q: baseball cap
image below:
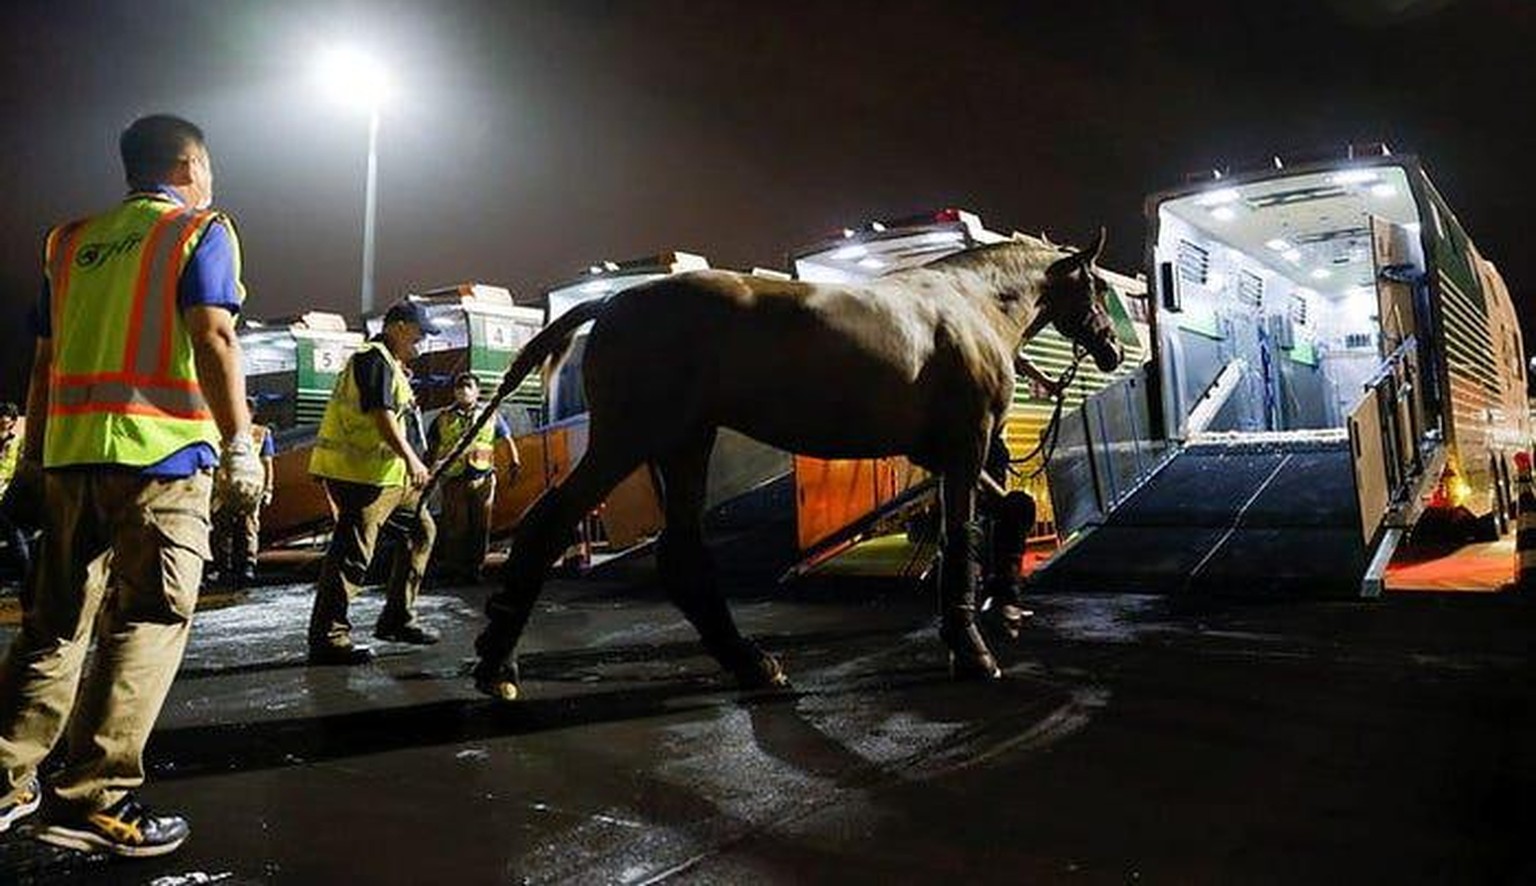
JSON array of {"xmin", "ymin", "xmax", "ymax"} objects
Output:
[{"xmin": 382, "ymin": 300, "xmax": 441, "ymax": 335}]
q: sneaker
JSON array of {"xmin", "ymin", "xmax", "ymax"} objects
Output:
[
  {"xmin": 0, "ymin": 779, "xmax": 41, "ymax": 833},
  {"xmin": 36, "ymin": 795, "xmax": 189, "ymax": 858},
  {"xmin": 307, "ymin": 643, "xmax": 376, "ymax": 665},
  {"xmin": 471, "ymin": 658, "xmax": 520, "ymax": 702},
  {"xmin": 374, "ymin": 624, "xmax": 440, "ymax": 646}
]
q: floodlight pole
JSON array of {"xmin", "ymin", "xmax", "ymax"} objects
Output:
[{"xmin": 360, "ymin": 107, "xmax": 380, "ymax": 317}]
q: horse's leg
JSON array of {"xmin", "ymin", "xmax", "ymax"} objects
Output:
[
  {"xmin": 937, "ymin": 457, "xmax": 1002, "ymax": 680},
  {"xmin": 654, "ymin": 429, "xmax": 787, "ymax": 690},
  {"xmin": 472, "ymin": 436, "xmax": 642, "ymax": 700}
]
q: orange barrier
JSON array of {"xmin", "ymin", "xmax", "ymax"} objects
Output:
[{"xmin": 794, "ymin": 455, "xmax": 923, "ymax": 551}]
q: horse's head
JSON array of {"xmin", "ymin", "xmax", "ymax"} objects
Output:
[{"xmin": 1041, "ymin": 229, "xmax": 1123, "ymax": 372}]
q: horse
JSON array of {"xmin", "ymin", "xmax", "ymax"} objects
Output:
[{"xmin": 469, "ymin": 231, "xmax": 1124, "ymax": 700}]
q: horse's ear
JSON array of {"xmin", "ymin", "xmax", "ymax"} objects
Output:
[{"xmin": 1079, "ymin": 227, "xmax": 1106, "ymax": 265}]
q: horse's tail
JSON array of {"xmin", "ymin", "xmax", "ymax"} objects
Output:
[{"xmin": 494, "ymin": 297, "xmax": 610, "ymax": 399}]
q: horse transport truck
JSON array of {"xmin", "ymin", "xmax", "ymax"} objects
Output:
[{"xmin": 1034, "ymin": 145, "xmax": 1528, "ymax": 596}]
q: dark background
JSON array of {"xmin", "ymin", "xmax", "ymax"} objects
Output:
[{"xmin": 0, "ymin": 0, "xmax": 1529, "ymax": 401}]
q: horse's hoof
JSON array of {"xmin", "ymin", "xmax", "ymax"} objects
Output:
[
  {"xmin": 948, "ymin": 651, "xmax": 1003, "ymax": 681},
  {"xmin": 471, "ymin": 658, "xmax": 521, "ymax": 702},
  {"xmin": 940, "ymin": 621, "xmax": 1002, "ymax": 680}
]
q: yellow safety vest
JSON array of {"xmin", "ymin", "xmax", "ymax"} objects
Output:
[
  {"xmin": 435, "ymin": 406, "xmax": 497, "ymax": 478},
  {"xmin": 43, "ymin": 195, "xmax": 240, "ymax": 468},
  {"xmin": 309, "ymin": 341, "xmax": 414, "ymax": 487},
  {"xmin": 0, "ymin": 431, "xmax": 20, "ymax": 484}
]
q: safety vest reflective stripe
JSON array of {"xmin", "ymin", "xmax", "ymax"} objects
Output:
[
  {"xmin": 312, "ymin": 435, "xmax": 395, "ymax": 460},
  {"xmin": 126, "ymin": 209, "xmax": 215, "ymax": 377},
  {"xmin": 50, "ymin": 378, "xmax": 211, "ymax": 418},
  {"xmin": 438, "ymin": 408, "xmax": 497, "ymax": 477},
  {"xmin": 45, "ymin": 221, "xmax": 88, "ymax": 336}
]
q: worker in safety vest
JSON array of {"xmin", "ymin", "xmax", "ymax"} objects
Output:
[
  {"xmin": 0, "ymin": 403, "xmax": 20, "ymax": 492},
  {"xmin": 0, "ymin": 402, "xmax": 28, "ymax": 584},
  {"xmin": 0, "ymin": 115, "xmax": 263, "ymax": 858},
  {"xmin": 210, "ymin": 396, "xmax": 275, "ymax": 587},
  {"xmin": 307, "ymin": 300, "xmax": 441, "ymax": 664},
  {"xmin": 427, "ymin": 372, "xmax": 519, "ymax": 584}
]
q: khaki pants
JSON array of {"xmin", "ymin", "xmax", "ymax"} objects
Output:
[
  {"xmin": 437, "ymin": 473, "xmax": 495, "ymax": 581},
  {"xmin": 308, "ymin": 479, "xmax": 436, "ymax": 650},
  {"xmin": 210, "ymin": 501, "xmax": 261, "ymax": 573},
  {"xmin": 0, "ymin": 470, "xmax": 211, "ymax": 814}
]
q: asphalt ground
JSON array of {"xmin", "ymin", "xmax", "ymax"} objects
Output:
[{"xmin": 0, "ymin": 538, "xmax": 1533, "ymax": 885}]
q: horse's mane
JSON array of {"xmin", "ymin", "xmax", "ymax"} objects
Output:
[{"xmin": 920, "ymin": 237, "xmax": 1066, "ymax": 277}]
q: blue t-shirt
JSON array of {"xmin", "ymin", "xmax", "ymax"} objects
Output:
[{"xmin": 32, "ymin": 187, "xmax": 242, "ymax": 476}]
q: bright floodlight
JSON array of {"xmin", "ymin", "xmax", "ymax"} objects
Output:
[{"xmin": 318, "ymin": 46, "xmax": 389, "ymax": 111}]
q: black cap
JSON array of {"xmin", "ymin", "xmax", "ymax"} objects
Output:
[
  {"xmin": 453, "ymin": 372, "xmax": 479, "ymax": 388},
  {"xmin": 382, "ymin": 300, "xmax": 441, "ymax": 335}
]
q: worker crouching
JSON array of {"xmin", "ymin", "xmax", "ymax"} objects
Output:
[
  {"xmin": 306, "ymin": 301, "xmax": 440, "ymax": 664},
  {"xmin": 428, "ymin": 373, "xmax": 518, "ymax": 585}
]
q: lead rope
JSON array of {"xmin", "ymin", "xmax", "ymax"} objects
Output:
[{"xmin": 1008, "ymin": 343, "xmax": 1086, "ymax": 479}]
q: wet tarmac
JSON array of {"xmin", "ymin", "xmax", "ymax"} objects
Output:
[{"xmin": 2, "ymin": 548, "xmax": 1534, "ymax": 884}]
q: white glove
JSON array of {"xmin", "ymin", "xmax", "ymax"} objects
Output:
[{"xmin": 214, "ymin": 432, "xmax": 266, "ymax": 515}]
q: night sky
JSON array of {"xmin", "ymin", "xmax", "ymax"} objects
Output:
[{"xmin": 0, "ymin": 0, "xmax": 1531, "ymax": 400}]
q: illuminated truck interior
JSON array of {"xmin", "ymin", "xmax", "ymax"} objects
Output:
[{"xmin": 1153, "ymin": 164, "xmax": 1421, "ymax": 438}]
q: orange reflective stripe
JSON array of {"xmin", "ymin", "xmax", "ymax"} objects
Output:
[
  {"xmin": 121, "ymin": 208, "xmax": 188, "ymax": 374},
  {"xmin": 156, "ymin": 210, "xmax": 216, "ymax": 375},
  {"xmin": 46, "ymin": 223, "xmax": 87, "ymax": 337},
  {"xmin": 51, "ymin": 370, "xmax": 202, "ymax": 390},
  {"xmin": 49, "ymin": 401, "xmax": 211, "ymax": 421},
  {"xmin": 49, "ymin": 374, "xmax": 210, "ymax": 417}
]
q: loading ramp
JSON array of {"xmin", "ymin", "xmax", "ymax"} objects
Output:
[
  {"xmin": 1031, "ymin": 436, "xmax": 1371, "ymax": 595},
  {"xmin": 1032, "ymin": 337, "xmax": 1441, "ymax": 598}
]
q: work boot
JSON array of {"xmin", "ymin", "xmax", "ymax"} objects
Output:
[
  {"xmin": 36, "ymin": 795, "xmax": 189, "ymax": 858},
  {"xmin": 0, "ymin": 778, "xmax": 40, "ymax": 833},
  {"xmin": 308, "ymin": 643, "xmax": 375, "ymax": 666},
  {"xmin": 713, "ymin": 639, "xmax": 790, "ymax": 691},
  {"xmin": 374, "ymin": 624, "xmax": 440, "ymax": 645}
]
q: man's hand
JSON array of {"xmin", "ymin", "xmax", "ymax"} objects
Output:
[
  {"xmin": 215, "ymin": 432, "xmax": 266, "ymax": 514},
  {"xmin": 0, "ymin": 460, "xmax": 45, "ymax": 532},
  {"xmin": 406, "ymin": 452, "xmax": 431, "ymax": 489}
]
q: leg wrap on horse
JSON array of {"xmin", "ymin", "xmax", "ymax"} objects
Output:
[
  {"xmin": 657, "ymin": 531, "xmax": 786, "ymax": 690},
  {"xmin": 474, "ymin": 499, "xmax": 565, "ymax": 676},
  {"xmin": 938, "ymin": 518, "xmax": 1000, "ymax": 680}
]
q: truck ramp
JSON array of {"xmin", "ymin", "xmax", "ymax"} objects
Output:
[{"xmin": 1032, "ymin": 437, "xmax": 1372, "ymax": 596}]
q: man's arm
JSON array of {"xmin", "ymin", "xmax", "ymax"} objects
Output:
[
  {"xmin": 496, "ymin": 414, "xmax": 521, "ymax": 476},
  {"xmin": 185, "ymin": 305, "xmax": 250, "ymax": 441},
  {"xmin": 372, "ymin": 409, "xmax": 429, "ymax": 486},
  {"xmin": 1014, "ymin": 353, "xmax": 1063, "ymax": 398},
  {"xmin": 22, "ymin": 338, "xmax": 51, "ymax": 462}
]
